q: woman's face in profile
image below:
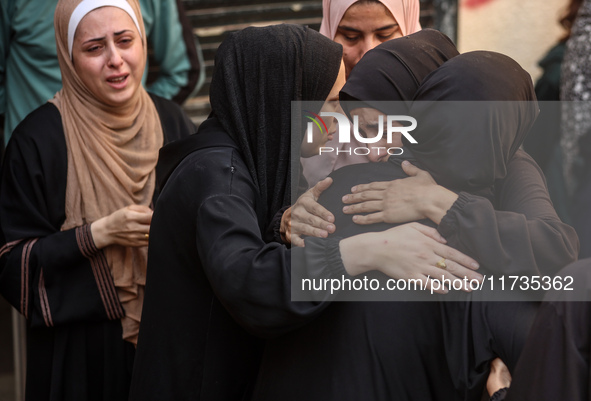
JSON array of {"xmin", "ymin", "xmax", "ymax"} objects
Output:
[
  {"xmin": 333, "ymin": 1, "xmax": 402, "ymax": 78},
  {"xmin": 301, "ymin": 60, "xmax": 347, "ymax": 158},
  {"xmin": 72, "ymin": 6, "xmax": 144, "ymax": 107}
]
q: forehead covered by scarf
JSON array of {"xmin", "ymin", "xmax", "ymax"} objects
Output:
[
  {"xmin": 209, "ymin": 24, "xmax": 343, "ymax": 227},
  {"xmin": 67, "ymin": 0, "xmax": 142, "ymax": 58},
  {"xmin": 319, "ymin": 0, "xmax": 421, "ymax": 40},
  {"xmin": 407, "ymin": 51, "xmax": 539, "ymax": 192},
  {"xmin": 340, "ymin": 29, "xmax": 459, "ymax": 117}
]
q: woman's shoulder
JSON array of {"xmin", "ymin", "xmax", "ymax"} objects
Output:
[
  {"xmin": 174, "ymin": 146, "xmax": 247, "ymax": 186},
  {"xmin": 13, "ymin": 102, "xmax": 62, "ymax": 136},
  {"xmin": 8, "ymin": 103, "xmax": 65, "ymax": 153},
  {"xmin": 507, "ymin": 149, "xmax": 541, "ymax": 173},
  {"xmin": 2, "ymin": 103, "xmax": 67, "ymax": 190},
  {"xmin": 148, "ymin": 93, "xmax": 197, "ymax": 143},
  {"xmin": 496, "ymin": 149, "xmax": 546, "ymax": 196},
  {"xmin": 159, "ymin": 146, "xmax": 255, "ymax": 211}
]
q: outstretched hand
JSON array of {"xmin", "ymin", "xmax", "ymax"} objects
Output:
[
  {"xmin": 340, "ymin": 222, "xmax": 482, "ymax": 294},
  {"xmin": 281, "ymin": 177, "xmax": 336, "ymax": 247},
  {"xmin": 342, "ymin": 161, "xmax": 457, "ymax": 226}
]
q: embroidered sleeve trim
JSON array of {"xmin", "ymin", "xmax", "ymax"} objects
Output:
[
  {"xmin": 20, "ymin": 238, "xmax": 38, "ymax": 318},
  {"xmin": 38, "ymin": 269, "xmax": 54, "ymax": 327}
]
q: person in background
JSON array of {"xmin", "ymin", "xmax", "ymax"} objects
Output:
[
  {"xmin": 0, "ymin": 0, "xmax": 203, "ymax": 150},
  {"xmin": 0, "ymin": 0, "xmax": 195, "ymax": 399},
  {"xmin": 320, "ymin": 0, "xmax": 421, "ymax": 78},
  {"xmin": 522, "ymin": 0, "xmax": 583, "ymax": 225},
  {"xmin": 561, "ymin": 0, "xmax": 591, "ymax": 258},
  {"xmin": 302, "ymin": 0, "xmax": 421, "ymax": 187}
]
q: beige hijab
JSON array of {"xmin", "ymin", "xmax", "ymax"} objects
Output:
[{"xmin": 50, "ymin": 0, "xmax": 163, "ymax": 345}]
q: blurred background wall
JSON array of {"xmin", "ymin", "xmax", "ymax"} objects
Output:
[{"xmin": 458, "ymin": 0, "xmax": 568, "ymax": 82}]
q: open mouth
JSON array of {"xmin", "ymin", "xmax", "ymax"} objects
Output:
[{"xmin": 107, "ymin": 75, "xmax": 129, "ymax": 85}]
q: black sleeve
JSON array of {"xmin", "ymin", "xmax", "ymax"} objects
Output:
[
  {"xmin": 438, "ymin": 150, "xmax": 579, "ymax": 276},
  {"xmin": 263, "ymin": 205, "xmax": 290, "ymax": 244},
  {"xmin": 490, "ymin": 387, "xmax": 508, "ymax": 401},
  {"xmin": 0, "ymin": 105, "xmax": 123, "ymax": 327},
  {"xmin": 192, "ymin": 149, "xmax": 347, "ymax": 338}
]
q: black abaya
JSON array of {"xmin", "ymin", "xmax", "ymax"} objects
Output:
[
  {"xmin": 252, "ymin": 52, "xmax": 578, "ymax": 400},
  {"xmin": 504, "ymin": 258, "xmax": 591, "ymax": 401},
  {"xmin": 129, "ymin": 25, "xmax": 344, "ymax": 401},
  {"xmin": 0, "ymin": 94, "xmax": 195, "ymax": 401}
]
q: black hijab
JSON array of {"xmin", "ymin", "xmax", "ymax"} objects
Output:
[
  {"xmin": 339, "ymin": 28, "xmax": 459, "ymax": 116},
  {"xmin": 209, "ymin": 24, "xmax": 342, "ymax": 228},
  {"xmin": 406, "ymin": 51, "xmax": 539, "ymax": 194},
  {"xmin": 316, "ymin": 29, "xmax": 460, "ymax": 237}
]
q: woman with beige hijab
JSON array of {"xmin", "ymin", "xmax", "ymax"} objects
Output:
[{"xmin": 0, "ymin": 0, "xmax": 194, "ymax": 399}]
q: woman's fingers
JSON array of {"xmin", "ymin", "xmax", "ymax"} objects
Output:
[
  {"xmin": 344, "ymin": 176, "xmax": 436, "ymax": 225},
  {"xmin": 438, "ymin": 259, "xmax": 483, "ymax": 282},
  {"xmin": 427, "ymin": 267, "xmax": 469, "ymax": 292},
  {"xmin": 401, "ymin": 160, "xmax": 422, "ymax": 176},
  {"xmin": 290, "ymin": 233, "xmax": 306, "ymax": 248},
  {"xmin": 412, "ymin": 223, "xmax": 482, "ymax": 290},
  {"xmin": 425, "ymin": 247, "xmax": 482, "ymax": 292},
  {"xmin": 291, "ymin": 220, "xmax": 329, "ymax": 238},
  {"xmin": 127, "ymin": 204, "xmax": 152, "ymax": 213},
  {"xmin": 350, "ymin": 181, "xmax": 389, "ymax": 194},
  {"xmin": 91, "ymin": 205, "xmax": 153, "ymax": 249},
  {"xmin": 130, "ymin": 209, "xmax": 153, "ymax": 225},
  {"xmin": 351, "ymin": 212, "xmax": 385, "ymax": 225},
  {"xmin": 299, "ymin": 195, "xmax": 335, "ymax": 226},
  {"xmin": 419, "ymin": 274, "xmax": 449, "ymax": 295},
  {"xmin": 410, "ymin": 222, "xmax": 446, "ymax": 244},
  {"xmin": 311, "ymin": 177, "xmax": 333, "ymax": 199},
  {"xmin": 343, "ymin": 200, "xmax": 382, "ymax": 215},
  {"xmin": 118, "ymin": 221, "xmax": 151, "ymax": 245},
  {"xmin": 111, "ymin": 206, "xmax": 153, "ymax": 246},
  {"xmin": 289, "ymin": 183, "xmax": 336, "ymax": 242},
  {"xmin": 342, "ymin": 190, "xmax": 383, "ymax": 204},
  {"xmin": 292, "ymin": 203, "xmax": 333, "ymax": 235},
  {"xmin": 435, "ymin": 243, "xmax": 480, "ymax": 271}
]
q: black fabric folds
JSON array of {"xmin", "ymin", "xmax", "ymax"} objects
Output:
[
  {"xmin": 406, "ymin": 51, "xmax": 539, "ymax": 194},
  {"xmin": 155, "ymin": 117, "xmax": 237, "ymax": 191},
  {"xmin": 300, "ymin": 50, "xmax": 550, "ymax": 401},
  {"xmin": 0, "ymin": 94, "xmax": 193, "ymax": 401},
  {"xmin": 209, "ymin": 24, "xmax": 342, "ymax": 229},
  {"xmin": 339, "ymin": 28, "xmax": 459, "ymax": 116}
]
